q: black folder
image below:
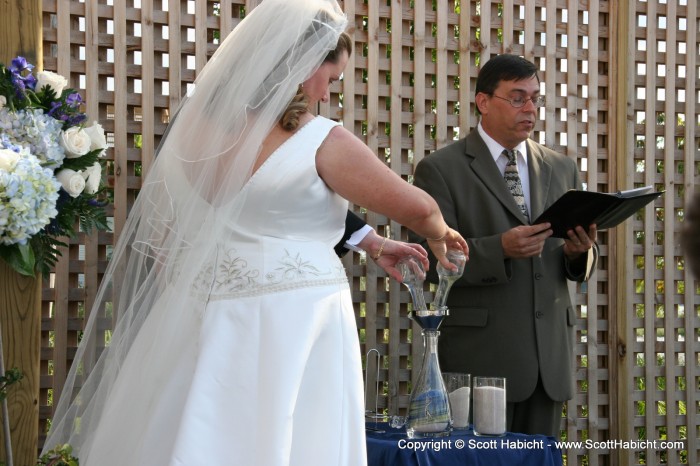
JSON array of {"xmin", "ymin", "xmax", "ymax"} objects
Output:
[{"xmin": 533, "ymin": 186, "xmax": 664, "ymax": 238}]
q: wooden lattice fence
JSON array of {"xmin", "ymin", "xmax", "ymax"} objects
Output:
[{"xmin": 25, "ymin": 1, "xmax": 700, "ymax": 465}]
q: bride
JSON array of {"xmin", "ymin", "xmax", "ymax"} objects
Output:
[{"xmin": 42, "ymin": 1, "xmax": 467, "ymax": 464}]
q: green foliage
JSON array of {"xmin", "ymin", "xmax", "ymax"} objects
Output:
[
  {"xmin": 0, "ymin": 368, "xmax": 23, "ymax": 401},
  {"xmin": 26, "ymin": 186, "xmax": 109, "ymax": 276},
  {"xmin": 36, "ymin": 444, "xmax": 79, "ymax": 466}
]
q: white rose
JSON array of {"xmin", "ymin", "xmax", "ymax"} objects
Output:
[
  {"xmin": 0, "ymin": 149, "xmax": 20, "ymax": 171},
  {"xmin": 36, "ymin": 70, "xmax": 68, "ymax": 96},
  {"xmin": 0, "ymin": 95, "xmax": 6, "ymax": 109},
  {"xmin": 60, "ymin": 127, "xmax": 92, "ymax": 158},
  {"xmin": 56, "ymin": 169, "xmax": 86, "ymax": 197},
  {"xmin": 83, "ymin": 121, "xmax": 107, "ymax": 156},
  {"xmin": 82, "ymin": 162, "xmax": 102, "ymax": 194}
]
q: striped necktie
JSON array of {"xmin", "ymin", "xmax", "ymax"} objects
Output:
[{"xmin": 503, "ymin": 149, "xmax": 529, "ymax": 221}]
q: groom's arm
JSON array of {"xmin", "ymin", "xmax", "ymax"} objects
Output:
[
  {"xmin": 334, "ymin": 210, "xmax": 372, "ymax": 257},
  {"xmin": 336, "ymin": 210, "xmax": 429, "ymax": 282}
]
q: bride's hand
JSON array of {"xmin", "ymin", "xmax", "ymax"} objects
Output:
[
  {"xmin": 427, "ymin": 228, "xmax": 468, "ymax": 271},
  {"xmin": 360, "ymin": 232, "xmax": 429, "ymax": 282}
]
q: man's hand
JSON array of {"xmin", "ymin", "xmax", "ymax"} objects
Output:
[
  {"xmin": 501, "ymin": 223, "xmax": 553, "ymax": 259},
  {"xmin": 563, "ymin": 224, "xmax": 597, "ymax": 260}
]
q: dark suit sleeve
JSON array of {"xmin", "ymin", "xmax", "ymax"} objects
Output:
[
  {"xmin": 561, "ymin": 164, "xmax": 599, "ymax": 282},
  {"xmin": 334, "ymin": 210, "xmax": 367, "ymax": 257},
  {"xmin": 565, "ymin": 242, "xmax": 599, "ymax": 281}
]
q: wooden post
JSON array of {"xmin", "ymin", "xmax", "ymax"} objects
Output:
[
  {"xmin": 0, "ymin": 1, "xmax": 44, "ymax": 464},
  {"xmin": 0, "ymin": 0, "xmax": 43, "ymax": 68},
  {"xmin": 0, "ymin": 264, "xmax": 41, "ymax": 466},
  {"xmin": 610, "ymin": 0, "xmax": 633, "ymax": 464}
]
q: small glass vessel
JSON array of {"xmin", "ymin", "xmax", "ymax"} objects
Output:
[
  {"xmin": 397, "ymin": 255, "xmax": 428, "ymax": 312},
  {"xmin": 432, "ymin": 249, "xmax": 467, "ymax": 309}
]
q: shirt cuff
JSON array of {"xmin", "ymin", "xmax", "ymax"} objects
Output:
[{"xmin": 345, "ymin": 224, "xmax": 374, "ymax": 252}]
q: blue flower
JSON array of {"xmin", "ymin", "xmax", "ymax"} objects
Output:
[
  {"xmin": 0, "ymin": 108, "xmax": 66, "ymax": 169},
  {"xmin": 0, "ymin": 146, "xmax": 60, "ymax": 245},
  {"xmin": 10, "ymin": 57, "xmax": 33, "ymax": 74},
  {"xmin": 8, "ymin": 57, "xmax": 37, "ymax": 94},
  {"xmin": 65, "ymin": 93, "xmax": 82, "ymax": 108}
]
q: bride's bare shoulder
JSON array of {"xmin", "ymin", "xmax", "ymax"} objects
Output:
[{"xmin": 321, "ymin": 124, "xmax": 367, "ymax": 154}]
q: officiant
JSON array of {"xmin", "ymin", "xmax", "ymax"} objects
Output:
[{"xmin": 409, "ymin": 54, "xmax": 599, "ymax": 438}]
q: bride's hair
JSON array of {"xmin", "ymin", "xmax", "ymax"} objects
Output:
[{"xmin": 281, "ymin": 31, "xmax": 353, "ymax": 131}]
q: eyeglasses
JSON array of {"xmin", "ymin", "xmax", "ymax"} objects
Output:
[{"xmin": 491, "ymin": 94, "xmax": 546, "ymax": 108}]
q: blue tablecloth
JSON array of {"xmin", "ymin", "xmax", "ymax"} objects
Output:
[{"xmin": 366, "ymin": 422, "xmax": 563, "ymax": 466}]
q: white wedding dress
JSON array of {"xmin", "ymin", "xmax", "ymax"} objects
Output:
[{"xmin": 79, "ymin": 116, "xmax": 367, "ymax": 465}]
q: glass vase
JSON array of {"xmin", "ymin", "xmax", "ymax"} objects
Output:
[{"xmin": 405, "ymin": 329, "xmax": 451, "ymax": 438}]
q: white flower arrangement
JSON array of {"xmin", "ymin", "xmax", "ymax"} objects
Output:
[{"xmin": 0, "ymin": 57, "xmax": 109, "ymax": 276}]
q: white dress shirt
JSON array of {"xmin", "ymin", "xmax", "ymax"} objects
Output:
[{"xmin": 477, "ymin": 123, "xmax": 531, "ymax": 215}]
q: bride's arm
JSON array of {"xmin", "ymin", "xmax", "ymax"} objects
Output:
[{"xmin": 316, "ymin": 125, "xmax": 467, "ymax": 268}]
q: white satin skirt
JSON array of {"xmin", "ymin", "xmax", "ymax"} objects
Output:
[{"xmin": 80, "ymin": 283, "xmax": 367, "ymax": 466}]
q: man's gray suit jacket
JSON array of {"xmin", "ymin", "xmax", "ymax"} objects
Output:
[{"xmin": 411, "ymin": 129, "xmax": 597, "ymax": 403}]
